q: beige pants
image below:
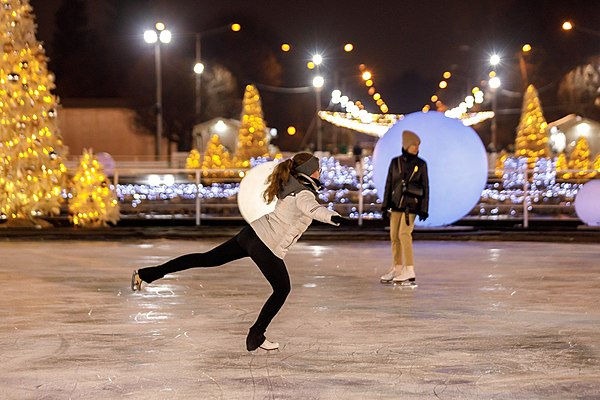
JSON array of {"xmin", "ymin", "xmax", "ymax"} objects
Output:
[{"xmin": 389, "ymin": 211, "xmax": 415, "ymax": 267}]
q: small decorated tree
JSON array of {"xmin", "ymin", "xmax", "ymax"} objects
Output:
[
  {"xmin": 593, "ymin": 154, "xmax": 600, "ymax": 174},
  {"xmin": 234, "ymin": 84, "xmax": 269, "ymax": 167},
  {"xmin": 514, "ymin": 85, "xmax": 550, "ymax": 169},
  {"xmin": 202, "ymin": 135, "xmax": 234, "ymax": 182},
  {"xmin": 69, "ymin": 150, "xmax": 120, "ymax": 227},
  {"xmin": 186, "ymin": 149, "xmax": 201, "ymax": 169},
  {"xmin": 568, "ymin": 137, "xmax": 595, "ymax": 178},
  {"xmin": 0, "ymin": 0, "xmax": 67, "ymax": 225}
]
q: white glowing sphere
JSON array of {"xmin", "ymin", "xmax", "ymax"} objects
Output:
[
  {"xmin": 373, "ymin": 111, "xmax": 488, "ymax": 227},
  {"xmin": 238, "ymin": 161, "xmax": 278, "ymax": 223},
  {"xmin": 574, "ymin": 180, "xmax": 600, "ymax": 226}
]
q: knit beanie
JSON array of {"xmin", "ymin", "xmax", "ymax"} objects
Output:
[
  {"xmin": 402, "ymin": 130, "xmax": 421, "ymax": 149},
  {"xmin": 295, "ymin": 155, "xmax": 320, "ymax": 176}
]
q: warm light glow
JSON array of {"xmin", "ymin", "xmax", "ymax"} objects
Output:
[
  {"xmin": 307, "ymin": 61, "xmax": 315, "ymax": 70},
  {"xmin": 373, "ymin": 93, "xmax": 381, "ymax": 101},
  {"xmin": 155, "ymin": 22, "xmax": 165, "ymax": 31},
  {"xmin": 144, "ymin": 30, "xmax": 158, "ymax": 44},
  {"xmin": 365, "ymin": 79, "xmax": 373, "ymax": 87},
  {"xmin": 214, "ymin": 120, "xmax": 227, "ymax": 132},
  {"xmin": 281, "ymin": 43, "xmax": 291, "ymax": 52},
  {"xmin": 489, "ymin": 76, "xmax": 501, "ymax": 89},
  {"xmin": 231, "ymin": 23, "xmax": 241, "ymax": 32},
  {"xmin": 439, "ymin": 80, "xmax": 448, "ymax": 89},
  {"xmin": 562, "ymin": 21, "xmax": 573, "ymax": 31},
  {"xmin": 312, "ymin": 54, "xmax": 323, "ymax": 65},
  {"xmin": 443, "ymin": 71, "xmax": 452, "ymax": 79},
  {"xmin": 344, "ymin": 43, "xmax": 354, "ymax": 52},
  {"xmin": 287, "ymin": 126, "xmax": 297, "ymax": 135},
  {"xmin": 490, "ymin": 54, "xmax": 501, "ymax": 66},
  {"xmin": 431, "ymin": 95, "xmax": 438, "ymax": 102},
  {"xmin": 193, "ymin": 62, "xmax": 205, "ymax": 74},
  {"xmin": 312, "ymin": 75, "xmax": 325, "ymax": 88},
  {"xmin": 362, "ymin": 71, "xmax": 372, "ymax": 80},
  {"xmin": 488, "ymin": 70, "xmax": 496, "ymax": 78},
  {"xmin": 522, "ymin": 43, "xmax": 532, "ymax": 53},
  {"xmin": 159, "ymin": 29, "xmax": 172, "ymax": 43}
]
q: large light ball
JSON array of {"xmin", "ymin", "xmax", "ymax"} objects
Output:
[
  {"xmin": 373, "ymin": 111, "xmax": 488, "ymax": 227},
  {"xmin": 574, "ymin": 180, "xmax": 600, "ymax": 226},
  {"xmin": 238, "ymin": 161, "xmax": 278, "ymax": 223}
]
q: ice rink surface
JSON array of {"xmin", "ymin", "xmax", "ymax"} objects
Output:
[{"xmin": 1, "ymin": 238, "xmax": 599, "ymax": 399}]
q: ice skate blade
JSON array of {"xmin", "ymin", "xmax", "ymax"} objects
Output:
[
  {"xmin": 393, "ymin": 281, "xmax": 418, "ymax": 288},
  {"xmin": 380, "ymin": 279, "xmax": 394, "ymax": 284}
]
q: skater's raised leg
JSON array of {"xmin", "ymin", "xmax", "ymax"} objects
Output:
[{"xmin": 135, "ymin": 229, "xmax": 249, "ymax": 286}]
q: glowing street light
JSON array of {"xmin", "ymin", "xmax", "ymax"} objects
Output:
[
  {"xmin": 312, "ymin": 75, "xmax": 325, "ymax": 88},
  {"xmin": 489, "ymin": 54, "xmax": 501, "ymax": 66},
  {"xmin": 344, "ymin": 43, "xmax": 354, "ymax": 52},
  {"xmin": 194, "ymin": 23, "xmax": 241, "ymax": 125},
  {"xmin": 144, "ymin": 22, "xmax": 172, "ymax": 160},
  {"xmin": 312, "ymin": 54, "xmax": 323, "ymax": 66},
  {"xmin": 313, "ymin": 75, "xmax": 325, "ymax": 150},
  {"xmin": 489, "ymin": 76, "xmax": 501, "ymax": 89},
  {"xmin": 562, "ymin": 21, "xmax": 573, "ymax": 31}
]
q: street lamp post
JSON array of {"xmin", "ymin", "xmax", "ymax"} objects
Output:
[
  {"xmin": 193, "ymin": 23, "xmax": 241, "ymax": 128},
  {"xmin": 144, "ymin": 23, "xmax": 171, "ymax": 161},
  {"xmin": 312, "ymin": 75, "xmax": 325, "ymax": 151},
  {"xmin": 489, "ymin": 76, "xmax": 501, "ymax": 152}
]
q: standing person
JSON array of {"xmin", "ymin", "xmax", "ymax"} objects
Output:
[
  {"xmin": 380, "ymin": 130, "xmax": 429, "ymax": 284},
  {"xmin": 131, "ymin": 153, "xmax": 349, "ymax": 351}
]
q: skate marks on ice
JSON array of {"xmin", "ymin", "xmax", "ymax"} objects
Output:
[{"xmin": 0, "ymin": 240, "xmax": 599, "ymax": 398}]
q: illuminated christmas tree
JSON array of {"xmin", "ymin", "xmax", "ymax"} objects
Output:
[
  {"xmin": 568, "ymin": 137, "xmax": 595, "ymax": 178},
  {"xmin": 515, "ymin": 85, "xmax": 550, "ymax": 168},
  {"xmin": 234, "ymin": 84, "xmax": 269, "ymax": 167},
  {"xmin": 0, "ymin": 0, "xmax": 67, "ymax": 224},
  {"xmin": 202, "ymin": 134, "xmax": 233, "ymax": 182},
  {"xmin": 69, "ymin": 150, "xmax": 119, "ymax": 227},
  {"xmin": 186, "ymin": 148, "xmax": 201, "ymax": 169},
  {"xmin": 555, "ymin": 152, "xmax": 569, "ymax": 179}
]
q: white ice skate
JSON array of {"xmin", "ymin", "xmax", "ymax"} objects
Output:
[
  {"xmin": 259, "ymin": 338, "xmax": 279, "ymax": 351},
  {"xmin": 131, "ymin": 270, "xmax": 143, "ymax": 291},
  {"xmin": 393, "ymin": 266, "xmax": 417, "ymax": 287},
  {"xmin": 380, "ymin": 267, "xmax": 397, "ymax": 284}
]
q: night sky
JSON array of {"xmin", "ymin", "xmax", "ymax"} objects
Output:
[{"xmin": 29, "ymin": 0, "xmax": 600, "ymax": 151}]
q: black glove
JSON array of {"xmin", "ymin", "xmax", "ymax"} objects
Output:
[
  {"xmin": 331, "ymin": 215, "xmax": 353, "ymax": 226},
  {"xmin": 418, "ymin": 211, "xmax": 429, "ymax": 221}
]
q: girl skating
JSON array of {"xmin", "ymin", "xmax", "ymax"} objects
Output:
[{"xmin": 131, "ymin": 153, "xmax": 349, "ymax": 351}]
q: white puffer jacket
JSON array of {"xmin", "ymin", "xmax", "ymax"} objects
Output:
[{"xmin": 251, "ymin": 190, "xmax": 339, "ymax": 259}]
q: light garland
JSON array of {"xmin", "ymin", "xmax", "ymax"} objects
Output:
[{"xmin": 318, "ymin": 111, "xmax": 401, "ymax": 137}]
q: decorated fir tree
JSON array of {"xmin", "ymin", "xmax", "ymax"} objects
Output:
[
  {"xmin": 186, "ymin": 148, "xmax": 201, "ymax": 169},
  {"xmin": 202, "ymin": 135, "xmax": 233, "ymax": 181},
  {"xmin": 515, "ymin": 85, "xmax": 550, "ymax": 169},
  {"xmin": 555, "ymin": 152, "xmax": 569, "ymax": 179},
  {"xmin": 0, "ymin": 0, "xmax": 67, "ymax": 224},
  {"xmin": 568, "ymin": 137, "xmax": 595, "ymax": 178},
  {"xmin": 69, "ymin": 150, "xmax": 119, "ymax": 227},
  {"xmin": 234, "ymin": 84, "xmax": 269, "ymax": 167}
]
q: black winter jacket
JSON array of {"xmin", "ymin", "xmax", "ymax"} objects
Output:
[{"xmin": 382, "ymin": 148, "xmax": 429, "ymax": 217}]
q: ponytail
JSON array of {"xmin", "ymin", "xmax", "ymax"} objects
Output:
[
  {"xmin": 263, "ymin": 159, "xmax": 294, "ymax": 204},
  {"xmin": 262, "ymin": 152, "xmax": 315, "ymax": 204}
]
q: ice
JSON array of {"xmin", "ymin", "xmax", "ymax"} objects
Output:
[{"xmin": 0, "ymin": 239, "xmax": 599, "ymax": 399}]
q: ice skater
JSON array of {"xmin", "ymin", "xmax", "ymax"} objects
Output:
[
  {"xmin": 380, "ymin": 130, "xmax": 429, "ymax": 285},
  {"xmin": 131, "ymin": 152, "xmax": 349, "ymax": 351}
]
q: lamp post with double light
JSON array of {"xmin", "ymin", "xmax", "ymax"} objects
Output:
[
  {"xmin": 144, "ymin": 22, "xmax": 172, "ymax": 160},
  {"xmin": 193, "ymin": 23, "xmax": 241, "ymax": 125}
]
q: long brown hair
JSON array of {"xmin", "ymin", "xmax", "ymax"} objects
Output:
[{"xmin": 263, "ymin": 152, "xmax": 314, "ymax": 204}]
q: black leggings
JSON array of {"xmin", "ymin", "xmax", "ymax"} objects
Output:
[{"xmin": 138, "ymin": 226, "xmax": 291, "ymax": 337}]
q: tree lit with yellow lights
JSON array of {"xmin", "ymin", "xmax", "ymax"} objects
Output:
[
  {"xmin": 515, "ymin": 85, "xmax": 550, "ymax": 168},
  {"xmin": 0, "ymin": 0, "xmax": 67, "ymax": 223},
  {"xmin": 185, "ymin": 148, "xmax": 201, "ymax": 169},
  {"xmin": 69, "ymin": 150, "xmax": 119, "ymax": 227},
  {"xmin": 202, "ymin": 134, "xmax": 234, "ymax": 182},
  {"xmin": 555, "ymin": 152, "xmax": 569, "ymax": 179},
  {"xmin": 568, "ymin": 137, "xmax": 596, "ymax": 178},
  {"xmin": 234, "ymin": 84, "xmax": 269, "ymax": 167}
]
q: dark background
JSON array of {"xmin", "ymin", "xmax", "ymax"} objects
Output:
[{"xmin": 29, "ymin": 0, "xmax": 600, "ymax": 152}]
